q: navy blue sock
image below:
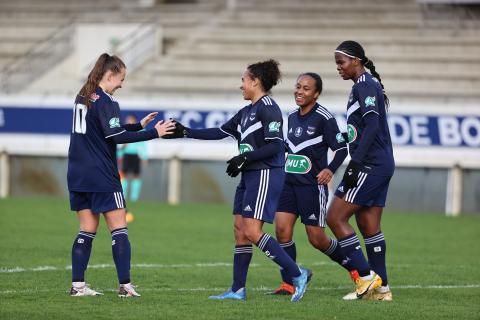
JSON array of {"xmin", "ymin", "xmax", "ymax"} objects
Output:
[
  {"xmin": 111, "ymin": 228, "xmax": 131, "ymax": 284},
  {"xmin": 71, "ymin": 231, "xmax": 96, "ymax": 282},
  {"xmin": 338, "ymin": 233, "xmax": 371, "ymax": 277},
  {"xmin": 256, "ymin": 233, "xmax": 301, "ymax": 279},
  {"xmin": 365, "ymin": 232, "xmax": 388, "ymax": 286},
  {"xmin": 324, "ymin": 238, "xmax": 353, "ymax": 271},
  {"xmin": 231, "ymin": 245, "xmax": 253, "ymax": 292},
  {"xmin": 279, "ymin": 240, "xmax": 296, "ymax": 285}
]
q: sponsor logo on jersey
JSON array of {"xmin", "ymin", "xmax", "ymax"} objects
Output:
[
  {"xmin": 268, "ymin": 121, "xmax": 281, "ymax": 132},
  {"xmin": 338, "ymin": 186, "xmax": 344, "ymax": 192},
  {"xmin": 365, "ymin": 96, "xmax": 376, "ymax": 107},
  {"xmin": 244, "ymin": 205, "xmax": 252, "ymax": 211},
  {"xmin": 288, "ymin": 127, "xmax": 293, "ymax": 134},
  {"xmin": 347, "ymin": 124, "xmax": 357, "ymax": 143},
  {"xmin": 77, "ymin": 238, "xmax": 85, "ymax": 244},
  {"xmin": 285, "ymin": 154, "xmax": 312, "ymax": 174},
  {"xmin": 249, "ymin": 112, "xmax": 256, "ymax": 121},
  {"xmin": 294, "ymin": 127, "xmax": 303, "ymax": 137},
  {"xmin": 374, "ymin": 246, "xmax": 382, "ymax": 252},
  {"xmin": 239, "ymin": 143, "xmax": 253, "ymax": 154},
  {"xmin": 308, "ymin": 214, "xmax": 317, "ymax": 220},
  {"xmin": 349, "ymin": 93, "xmax": 353, "ymax": 103},
  {"xmin": 306, "ymin": 126, "xmax": 315, "ymax": 135},
  {"xmin": 336, "ymin": 133, "xmax": 345, "ymax": 143},
  {"xmin": 109, "ymin": 117, "xmax": 121, "ymax": 128}
]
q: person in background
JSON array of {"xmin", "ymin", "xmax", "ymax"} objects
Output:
[{"xmin": 118, "ymin": 115, "xmax": 149, "ymax": 203}]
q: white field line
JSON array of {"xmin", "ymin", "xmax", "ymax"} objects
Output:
[
  {"xmin": 0, "ymin": 261, "xmax": 476, "ymax": 274},
  {"xmin": 0, "ymin": 284, "xmax": 479, "ymax": 295},
  {"xmin": 1, "ymin": 262, "xmax": 338, "ymax": 273}
]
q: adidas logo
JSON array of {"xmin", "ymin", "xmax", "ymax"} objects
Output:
[
  {"xmin": 338, "ymin": 186, "xmax": 344, "ymax": 192},
  {"xmin": 308, "ymin": 214, "xmax": 317, "ymax": 220},
  {"xmin": 244, "ymin": 205, "xmax": 252, "ymax": 211}
]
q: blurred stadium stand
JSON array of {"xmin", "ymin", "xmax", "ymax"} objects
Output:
[{"xmin": 0, "ymin": 0, "xmax": 479, "ymax": 214}]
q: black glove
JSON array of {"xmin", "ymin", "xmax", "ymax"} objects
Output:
[
  {"xmin": 226, "ymin": 154, "xmax": 248, "ymax": 177},
  {"xmin": 163, "ymin": 120, "xmax": 188, "ymax": 139},
  {"xmin": 342, "ymin": 160, "xmax": 361, "ymax": 190}
]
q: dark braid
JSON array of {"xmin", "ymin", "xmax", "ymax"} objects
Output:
[
  {"xmin": 363, "ymin": 58, "xmax": 389, "ymax": 107},
  {"xmin": 299, "ymin": 72, "xmax": 323, "ymax": 95},
  {"xmin": 336, "ymin": 40, "xmax": 389, "ymax": 108},
  {"xmin": 247, "ymin": 59, "xmax": 282, "ymax": 93}
]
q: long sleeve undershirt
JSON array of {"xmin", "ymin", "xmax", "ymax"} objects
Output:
[
  {"xmin": 350, "ymin": 112, "xmax": 379, "ymax": 163},
  {"xmin": 187, "ymin": 128, "xmax": 229, "ymax": 140},
  {"xmin": 327, "ymin": 147, "xmax": 348, "ymax": 173},
  {"xmin": 111, "ymin": 129, "xmax": 158, "ymax": 144}
]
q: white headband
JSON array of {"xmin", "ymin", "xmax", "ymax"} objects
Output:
[{"xmin": 335, "ymin": 50, "xmax": 362, "ymax": 60}]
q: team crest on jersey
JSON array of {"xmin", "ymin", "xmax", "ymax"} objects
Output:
[
  {"xmin": 109, "ymin": 117, "xmax": 121, "ymax": 128},
  {"xmin": 268, "ymin": 121, "xmax": 281, "ymax": 132},
  {"xmin": 90, "ymin": 93, "xmax": 100, "ymax": 102},
  {"xmin": 239, "ymin": 143, "xmax": 253, "ymax": 154},
  {"xmin": 347, "ymin": 124, "xmax": 357, "ymax": 143},
  {"xmin": 294, "ymin": 127, "xmax": 303, "ymax": 137},
  {"xmin": 306, "ymin": 126, "xmax": 315, "ymax": 135},
  {"xmin": 249, "ymin": 113, "xmax": 256, "ymax": 121},
  {"xmin": 365, "ymin": 96, "xmax": 376, "ymax": 107},
  {"xmin": 336, "ymin": 133, "xmax": 345, "ymax": 143}
]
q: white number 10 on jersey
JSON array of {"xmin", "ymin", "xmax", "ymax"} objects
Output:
[{"xmin": 73, "ymin": 103, "xmax": 87, "ymax": 134}]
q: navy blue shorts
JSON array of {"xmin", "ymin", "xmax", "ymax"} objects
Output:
[
  {"xmin": 233, "ymin": 167, "xmax": 285, "ymax": 224},
  {"xmin": 70, "ymin": 191, "xmax": 126, "ymax": 214},
  {"xmin": 334, "ymin": 172, "xmax": 392, "ymax": 207},
  {"xmin": 277, "ymin": 182, "xmax": 328, "ymax": 227}
]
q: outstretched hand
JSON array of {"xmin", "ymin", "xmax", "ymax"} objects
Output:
[
  {"xmin": 154, "ymin": 119, "xmax": 176, "ymax": 137},
  {"xmin": 140, "ymin": 112, "xmax": 159, "ymax": 128},
  {"xmin": 162, "ymin": 120, "xmax": 188, "ymax": 139}
]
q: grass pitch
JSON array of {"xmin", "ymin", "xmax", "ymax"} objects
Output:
[{"xmin": 0, "ymin": 197, "xmax": 479, "ymax": 320}]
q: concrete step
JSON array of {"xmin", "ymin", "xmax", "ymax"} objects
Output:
[
  {"xmin": 0, "ymin": 27, "xmax": 57, "ymax": 39},
  {"xmin": 225, "ymin": 9, "xmax": 420, "ymax": 21},
  {"xmin": 171, "ymin": 47, "xmax": 479, "ymax": 64},
  {"xmin": 147, "ymin": 58, "xmax": 479, "ymax": 75},
  {"xmin": 0, "ymin": 43, "xmax": 35, "ymax": 55},
  {"xmin": 126, "ymin": 73, "xmax": 480, "ymax": 98},
  {"xmin": 141, "ymin": 62, "xmax": 479, "ymax": 82}
]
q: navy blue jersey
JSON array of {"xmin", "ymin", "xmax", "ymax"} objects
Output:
[
  {"xmin": 221, "ymin": 95, "xmax": 285, "ymax": 170},
  {"xmin": 346, "ymin": 72, "xmax": 395, "ymax": 176},
  {"xmin": 285, "ymin": 103, "xmax": 347, "ymax": 185},
  {"xmin": 67, "ymin": 88, "xmax": 125, "ymax": 192}
]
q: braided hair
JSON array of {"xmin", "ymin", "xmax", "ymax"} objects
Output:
[{"xmin": 335, "ymin": 40, "xmax": 389, "ymax": 108}]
